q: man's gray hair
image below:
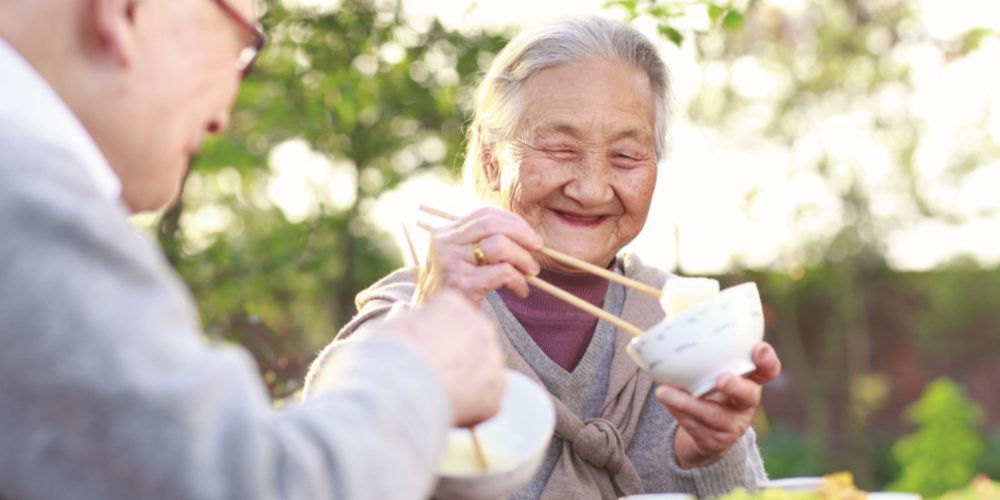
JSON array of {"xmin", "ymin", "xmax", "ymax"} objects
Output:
[{"xmin": 462, "ymin": 16, "xmax": 672, "ymax": 197}]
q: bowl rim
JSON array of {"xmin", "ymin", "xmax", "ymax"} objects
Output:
[{"xmin": 631, "ymin": 281, "xmax": 761, "ymax": 344}]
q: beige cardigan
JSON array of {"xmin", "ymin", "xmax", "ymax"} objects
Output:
[{"xmin": 315, "ymin": 253, "xmax": 768, "ymax": 499}]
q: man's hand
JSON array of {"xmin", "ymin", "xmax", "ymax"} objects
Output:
[
  {"xmin": 385, "ymin": 290, "xmax": 506, "ymax": 427},
  {"xmin": 655, "ymin": 342, "xmax": 782, "ymax": 468}
]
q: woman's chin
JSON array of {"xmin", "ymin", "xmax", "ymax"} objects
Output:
[{"xmin": 537, "ymin": 245, "xmax": 617, "ymax": 271}]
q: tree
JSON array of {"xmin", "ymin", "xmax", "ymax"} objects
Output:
[
  {"xmin": 890, "ymin": 379, "xmax": 985, "ymax": 497},
  {"xmin": 156, "ymin": 0, "xmax": 507, "ymax": 397}
]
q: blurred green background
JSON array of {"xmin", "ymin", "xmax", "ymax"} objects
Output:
[{"xmin": 134, "ymin": 0, "xmax": 1000, "ymax": 496}]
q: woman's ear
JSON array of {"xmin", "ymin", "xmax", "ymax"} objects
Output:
[
  {"xmin": 89, "ymin": 0, "xmax": 140, "ymax": 68},
  {"xmin": 480, "ymin": 138, "xmax": 501, "ymax": 192}
]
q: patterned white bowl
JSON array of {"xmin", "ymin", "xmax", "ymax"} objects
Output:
[
  {"xmin": 432, "ymin": 369, "xmax": 555, "ymax": 500},
  {"xmin": 626, "ymin": 282, "xmax": 764, "ymax": 397}
]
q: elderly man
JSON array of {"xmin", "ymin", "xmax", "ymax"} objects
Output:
[{"xmin": 0, "ymin": 1, "xmax": 505, "ymax": 499}]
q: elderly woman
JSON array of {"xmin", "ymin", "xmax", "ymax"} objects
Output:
[{"xmin": 316, "ymin": 16, "xmax": 780, "ymax": 499}]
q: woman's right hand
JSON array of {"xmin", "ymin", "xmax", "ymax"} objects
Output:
[{"xmin": 414, "ymin": 207, "xmax": 544, "ymax": 306}]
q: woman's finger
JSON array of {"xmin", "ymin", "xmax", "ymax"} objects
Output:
[
  {"xmin": 713, "ymin": 373, "xmax": 762, "ymax": 412},
  {"xmin": 673, "ymin": 415, "xmax": 731, "ymax": 456},
  {"xmin": 450, "ymin": 209, "xmax": 544, "ymax": 251},
  {"xmin": 655, "ymin": 385, "xmax": 733, "ymax": 433},
  {"xmin": 747, "ymin": 342, "xmax": 781, "ymax": 385},
  {"xmin": 478, "ymin": 233, "xmax": 541, "ymax": 276},
  {"xmin": 457, "ymin": 262, "xmax": 531, "ymax": 298}
]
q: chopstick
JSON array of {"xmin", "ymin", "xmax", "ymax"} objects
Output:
[
  {"xmin": 525, "ymin": 274, "xmax": 644, "ymax": 337},
  {"xmin": 468, "ymin": 428, "xmax": 489, "ymax": 473},
  {"xmin": 401, "ymin": 224, "xmax": 420, "ymax": 268},
  {"xmin": 401, "ymin": 223, "xmax": 491, "ymax": 472},
  {"xmin": 415, "ymin": 221, "xmax": 644, "ymax": 337},
  {"xmin": 418, "ymin": 205, "xmax": 663, "ymax": 299}
]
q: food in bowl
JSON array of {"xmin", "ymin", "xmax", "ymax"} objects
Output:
[
  {"xmin": 437, "ymin": 431, "xmax": 518, "ymax": 475},
  {"xmin": 627, "ymin": 281, "xmax": 764, "ymax": 397},
  {"xmin": 659, "ymin": 277, "xmax": 720, "ymax": 317},
  {"xmin": 432, "ymin": 369, "xmax": 555, "ymax": 500}
]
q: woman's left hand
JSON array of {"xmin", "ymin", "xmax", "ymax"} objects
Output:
[{"xmin": 654, "ymin": 342, "xmax": 782, "ymax": 469}]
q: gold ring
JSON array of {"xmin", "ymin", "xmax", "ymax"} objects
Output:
[{"xmin": 472, "ymin": 240, "xmax": 487, "ymax": 266}]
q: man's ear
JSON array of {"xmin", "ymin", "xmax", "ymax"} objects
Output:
[
  {"xmin": 480, "ymin": 137, "xmax": 501, "ymax": 192},
  {"xmin": 89, "ymin": 0, "xmax": 140, "ymax": 68}
]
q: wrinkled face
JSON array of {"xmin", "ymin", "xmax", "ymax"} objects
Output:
[
  {"xmin": 487, "ymin": 57, "xmax": 659, "ymax": 271},
  {"xmin": 110, "ymin": 0, "xmax": 255, "ymax": 211}
]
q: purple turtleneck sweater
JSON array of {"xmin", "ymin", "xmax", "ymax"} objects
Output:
[{"xmin": 497, "ymin": 266, "xmax": 610, "ymax": 372}]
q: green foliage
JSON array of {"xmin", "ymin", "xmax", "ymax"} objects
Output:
[
  {"xmin": 658, "ymin": 25, "xmax": 684, "ymax": 46},
  {"xmin": 889, "ymin": 379, "xmax": 986, "ymax": 497},
  {"xmin": 721, "ymin": 9, "xmax": 742, "ymax": 30},
  {"xmin": 759, "ymin": 426, "xmax": 827, "ymax": 479},
  {"xmin": 604, "ymin": 0, "xmax": 745, "ymax": 47},
  {"xmin": 161, "ymin": 0, "xmax": 507, "ymax": 397},
  {"xmin": 899, "ymin": 269, "xmax": 1000, "ymax": 360},
  {"xmin": 980, "ymin": 431, "xmax": 1000, "ymax": 481}
]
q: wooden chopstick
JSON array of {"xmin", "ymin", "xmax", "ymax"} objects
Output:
[
  {"xmin": 401, "ymin": 223, "xmax": 491, "ymax": 472},
  {"xmin": 418, "ymin": 205, "xmax": 663, "ymax": 299},
  {"xmin": 401, "ymin": 224, "xmax": 420, "ymax": 268},
  {"xmin": 468, "ymin": 430, "xmax": 489, "ymax": 472},
  {"xmin": 524, "ymin": 275, "xmax": 644, "ymax": 337},
  {"xmin": 415, "ymin": 221, "xmax": 644, "ymax": 337},
  {"xmin": 537, "ymin": 248, "xmax": 662, "ymax": 298}
]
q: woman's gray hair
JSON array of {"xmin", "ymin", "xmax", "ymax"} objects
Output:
[{"xmin": 463, "ymin": 16, "xmax": 672, "ymax": 197}]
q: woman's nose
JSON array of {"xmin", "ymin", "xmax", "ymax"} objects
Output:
[{"xmin": 563, "ymin": 151, "xmax": 614, "ymax": 205}]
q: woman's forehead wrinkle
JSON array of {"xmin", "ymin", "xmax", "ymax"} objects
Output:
[{"xmin": 530, "ymin": 119, "xmax": 653, "ymax": 150}]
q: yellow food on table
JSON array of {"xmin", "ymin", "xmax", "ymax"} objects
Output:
[
  {"xmin": 816, "ymin": 472, "xmax": 867, "ymax": 499},
  {"xmin": 718, "ymin": 472, "xmax": 868, "ymax": 499},
  {"xmin": 659, "ymin": 277, "xmax": 720, "ymax": 318}
]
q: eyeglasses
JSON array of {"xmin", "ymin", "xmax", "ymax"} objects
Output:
[{"xmin": 209, "ymin": 0, "xmax": 267, "ymax": 78}]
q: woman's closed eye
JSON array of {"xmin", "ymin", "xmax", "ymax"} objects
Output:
[
  {"xmin": 543, "ymin": 147, "xmax": 579, "ymax": 160},
  {"xmin": 612, "ymin": 150, "xmax": 651, "ymax": 166}
]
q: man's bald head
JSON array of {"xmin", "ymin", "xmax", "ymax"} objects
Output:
[{"xmin": 0, "ymin": 0, "xmax": 260, "ymax": 212}]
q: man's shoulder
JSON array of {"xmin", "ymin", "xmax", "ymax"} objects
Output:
[
  {"xmin": 0, "ymin": 120, "xmax": 170, "ymax": 287},
  {"xmin": 0, "ymin": 119, "xmax": 110, "ymax": 213},
  {"xmin": 0, "ymin": 121, "xmax": 199, "ymax": 365}
]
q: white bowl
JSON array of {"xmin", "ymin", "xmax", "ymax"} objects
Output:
[
  {"xmin": 432, "ymin": 369, "xmax": 556, "ymax": 500},
  {"xmin": 619, "ymin": 494, "xmax": 696, "ymax": 499},
  {"xmin": 763, "ymin": 478, "xmax": 923, "ymax": 499},
  {"xmin": 626, "ymin": 282, "xmax": 764, "ymax": 397},
  {"xmin": 763, "ymin": 477, "xmax": 824, "ymax": 492}
]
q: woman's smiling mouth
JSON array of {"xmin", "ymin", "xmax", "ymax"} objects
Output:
[{"xmin": 551, "ymin": 209, "xmax": 610, "ymax": 227}]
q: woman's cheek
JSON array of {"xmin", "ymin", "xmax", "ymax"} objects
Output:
[{"xmin": 618, "ymin": 167, "xmax": 657, "ymax": 230}]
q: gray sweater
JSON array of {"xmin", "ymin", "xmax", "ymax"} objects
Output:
[
  {"xmin": 0, "ymin": 120, "xmax": 453, "ymax": 500},
  {"xmin": 334, "ymin": 260, "xmax": 768, "ymax": 499}
]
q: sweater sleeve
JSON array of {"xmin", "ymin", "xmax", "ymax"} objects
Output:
[
  {"xmin": 303, "ymin": 271, "xmax": 417, "ymax": 395},
  {"xmin": 662, "ymin": 421, "xmax": 769, "ymax": 497},
  {"xmin": 0, "ymin": 160, "xmax": 450, "ymax": 500}
]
